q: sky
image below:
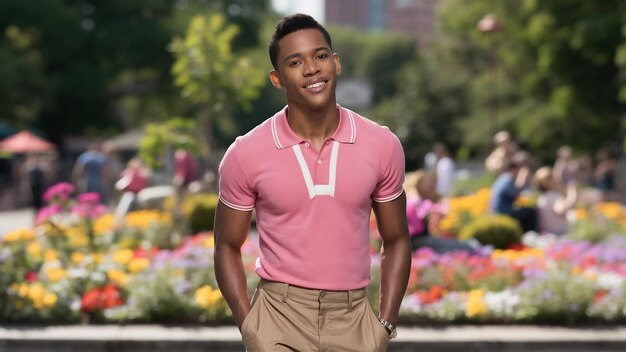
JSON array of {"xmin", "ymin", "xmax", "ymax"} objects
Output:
[{"xmin": 271, "ymin": 0, "xmax": 325, "ymax": 23}]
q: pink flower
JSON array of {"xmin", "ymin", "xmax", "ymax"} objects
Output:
[
  {"xmin": 77, "ymin": 192, "xmax": 101, "ymax": 204},
  {"xmin": 72, "ymin": 203, "xmax": 107, "ymax": 219},
  {"xmin": 35, "ymin": 204, "xmax": 64, "ymax": 225},
  {"xmin": 43, "ymin": 182, "xmax": 75, "ymax": 203}
]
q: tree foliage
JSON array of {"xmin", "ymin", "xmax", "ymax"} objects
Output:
[
  {"xmin": 437, "ymin": 0, "xmax": 625, "ymax": 158},
  {"xmin": 0, "ymin": 0, "xmax": 272, "ymax": 144},
  {"xmin": 170, "ymin": 13, "xmax": 265, "ymax": 157}
]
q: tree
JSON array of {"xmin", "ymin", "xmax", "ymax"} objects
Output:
[
  {"xmin": 170, "ymin": 13, "xmax": 265, "ymax": 162},
  {"xmin": 438, "ymin": 0, "xmax": 626, "ymax": 159},
  {"xmin": 0, "ymin": 0, "xmax": 273, "ymax": 144},
  {"xmin": 374, "ymin": 41, "xmax": 470, "ymax": 169}
]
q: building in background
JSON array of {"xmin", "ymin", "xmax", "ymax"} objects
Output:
[{"xmin": 325, "ymin": 0, "xmax": 440, "ymax": 48}]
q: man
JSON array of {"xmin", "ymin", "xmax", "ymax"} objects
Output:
[
  {"xmin": 433, "ymin": 143, "xmax": 455, "ymax": 197},
  {"xmin": 214, "ymin": 14, "xmax": 411, "ymax": 351},
  {"xmin": 72, "ymin": 143, "xmax": 107, "ymax": 203},
  {"xmin": 488, "ymin": 151, "xmax": 537, "ymax": 233},
  {"xmin": 485, "ymin": 130, "xmax": 518, "ymax": 176}
]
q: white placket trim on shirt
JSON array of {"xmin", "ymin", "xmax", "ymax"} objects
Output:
[{"xmin": 292, "ymin": 140, "xmax": 340, "ymax": 199}]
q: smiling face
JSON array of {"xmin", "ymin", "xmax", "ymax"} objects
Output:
[{"xmin": 269, "ymin": 28, "xmax": 341, "ymax": 111}]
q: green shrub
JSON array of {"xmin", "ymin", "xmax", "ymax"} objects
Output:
[
  {"xmin": 182, "ymin": 193, "xmax": 219, "ymax": 233},
  {"xmin": 569, "ymin": 217, "xmax": 622, "ymax": 243},
  {"xmin": 459, "ymin": 214, "xmax": 522, "ymax": 249}
]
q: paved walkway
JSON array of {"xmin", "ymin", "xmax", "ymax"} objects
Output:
[
  {"xmin": 0, "ymin": 208, "xmax": 34, "ymax": 236},
  {"xmin": 1, "ymin": 324, "xmax": 626, "ymax": 351}
]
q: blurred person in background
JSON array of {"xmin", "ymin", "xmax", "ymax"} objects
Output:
[
  {"xmin": 114, "ymin": 157, "xmax": 150, "ymax": 219},
  {"xmin": 553, "ymin": 146, "xmax": 578, "ymax": 189},
  {"xmin": 72, "ymin": 143, "xmax": 107, "ymax": 203},
  {"xmin": 21, "ymin": 153, "xmax": 48, "ymax": 211},
  {"xmin": 489, "ymin": 151, "xmax": 537, "ymax": 233},
  {"xmin": 433, "ymin": 143, "xmax": 455, "ymax": 197},
  {"xmin": 592, "ymin": 146, "xmax": 617, "ymax": 201},
  {"xmin": 405, "ymin": 170, "xmax": 474, "ymax": 253},
  {"xmin": 533, "ymin": 166, "xmax": 577, "ymax": 235},
  {"xmin": 485, "ymin": 130, "xmax": 518, "ymax": 176}
]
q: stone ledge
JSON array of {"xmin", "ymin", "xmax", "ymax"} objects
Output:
[{"xmin": 1, "ymin": 325, "xmax": 626, "ymax": 352}]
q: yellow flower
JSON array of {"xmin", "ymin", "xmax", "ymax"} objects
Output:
[
  {"xmin": 125, "ymin": 210, "xmax": 170, "ymax": 229},
  {"xmin": 112, "ymin": 249, "xmax": 134, "ymax": 265},
  {"xmin": 18, "ymin": 283, "xmax": 29, "ymax": 297},
  {"xmin": 71, "ymin": 252, "xmax": 86, "ymax": 264},
  {"xmin": 465, "ymin": 289, "xmax": 487, "ymax": 317},
  {"xmin": 44, "ymin": 249, "xmax": 58, "ymax": 262},
  {"xmin": 107, "ymin": 269, "xmax": 129, "ymax": 285},
  {"xmin": 573, "ymin": 209, "xmax": 588, "ymax": 220},
  {"xmin": 3, "ymin": 229, "xmax": 22, "ymax": 242},
  {"xmin": 128, "ymin": 257, "xmax": 150, "ymax": 273},
  {"xmin": 596, "ymin": 202, "xmax": 623, "ymax": 220},
  {"xmin": 27, "ymin": 242, "xmax": 41, "ymax": 257},
  {"xmin": 27, "ymin": 283, "xmax": 45, "ymax": 308},
  {"xmin": 3, "ymin": 228, "xmax": 36, "ymax": 242},
  {"xmin": 204, "ymin": 236, "xmax": 215, "ymax": 248},
  {"xmin": 94, "ymin": 214, "xmax": 116, "ymax": 235},
  {"xmin": 92, "ymin": 252, "xmax": 105, "ymax": 264},
  {"xmin": 194, "ymin": 285, "xmax": 223, "ymax": 309},
  {"xmin": 43, "ymin": 292, "xmax": 58, "ymax": 308},
  {"xmin": 583, "ymin": 271, "xmax": 598, "ymax": 281},
  {"xmin": 491, "ymin": 248, "xmax": 544, "ymax": 262},
  {"xmin": 45, "ymin": 267, "xmax": 67, "ymax": 282},
  {"xmin": 68, "ymin": 233, "xmax": 88, "ymax": 248}
]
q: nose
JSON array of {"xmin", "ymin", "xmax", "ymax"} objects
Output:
[{"xmin": 303, "ymin": 59, "xmax": 320, "ymax": 76}]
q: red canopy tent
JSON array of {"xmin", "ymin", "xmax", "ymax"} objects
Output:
[{"xmin": 0, "ymin": 131, "xmax": 56, "ymax": 153}]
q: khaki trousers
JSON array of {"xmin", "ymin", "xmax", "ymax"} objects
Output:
[{"xmin": 241, "ymin": 279, "xmax": 390, "ymax": 352}]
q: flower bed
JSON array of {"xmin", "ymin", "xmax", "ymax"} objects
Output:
[{"xmin": 1, "ymin": 183, "xmax": 626, "ymax": 325}]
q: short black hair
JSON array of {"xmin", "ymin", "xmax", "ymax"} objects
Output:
[{"xmin": 269, "ymin": 14, "xmax": 332, "ymax": 70}]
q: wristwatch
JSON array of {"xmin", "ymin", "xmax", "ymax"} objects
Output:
[{"xmin": 377, "ymin": 318, "xmax": 397, "ymax": 339}]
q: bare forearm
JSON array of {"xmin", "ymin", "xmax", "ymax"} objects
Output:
[
  {"xmin": 214, "ymin": 244, "xmax": 251, "ymax": 329},
  {"xmin": 378, "ymin": 234, "xmax": 411, "ymax": 325}
]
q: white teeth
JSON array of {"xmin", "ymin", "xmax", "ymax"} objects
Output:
[{"xmin": 306, "ymin": 81, "xmax": 326, "ymax": 89}]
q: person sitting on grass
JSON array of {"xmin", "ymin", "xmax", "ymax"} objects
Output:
[
  {"xmin": 405, "ymin": 170, "xmax": 474, "ymax": 253},
  {"xmin": 533, "ymin": 166, "xmax": 577, "ymax": 236}
]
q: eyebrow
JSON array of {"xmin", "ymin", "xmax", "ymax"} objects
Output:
[{"xmin": 282, "ymin": 47, "xmax": 331, "ymax": 64}]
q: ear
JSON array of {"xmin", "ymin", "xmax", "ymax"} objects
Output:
[
  {"xmin": 269, "ymin": 69, "xmax": 283, "ymax": 89},
  {"xmin": 333, "ymin": 53, "xmax": 342, "ymax": 76}
]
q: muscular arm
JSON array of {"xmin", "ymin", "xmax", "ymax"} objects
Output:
[
  {"xmin": 372, "ymin": 192, "xmax": 411, "ymax": 326},
  {"xmin": 214, "ymin": 201, "xmax": 253, "ymax": 330}
]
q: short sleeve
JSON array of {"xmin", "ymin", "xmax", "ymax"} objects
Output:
[
  {"xmin": 373, "ymin": 132, "xmax": 405, "ymax": 202},
  {"xmin": 218, "ymin": 141, "xmax": 256, "ymax": 211}
]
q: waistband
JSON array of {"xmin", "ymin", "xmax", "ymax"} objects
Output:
[{"xmin": 258, "ymin": 279, "xmax": 367, "ymax": 309}]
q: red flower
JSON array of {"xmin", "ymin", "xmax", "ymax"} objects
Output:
[
  {"xmin": 506, "ymin": 242, "xmax": 526, "ymax": 251},
  {"xmin": 100, "ymin": 284, "xmax": 124, "ymax": 309},
  {"xmin": 416, "ymin": 286, "xmax": 444, "ymax": 305},
  {"xmin": 81, "ymin": 285, "xmax": 124, "ymax": 312},
  {"xmin": 24, "ymin": 271, "xmax": 38, "ymax": 282},
  {"xmin": 133, "ymin": 247, "xmax": 160, "ymax": 259},
  {"xmin": 594, "ymin": 289, "xmax": 608, "ymax": 303},
  {"xmin": 81, "ymin": 289, "xmax": 102, "ymax": 313}
]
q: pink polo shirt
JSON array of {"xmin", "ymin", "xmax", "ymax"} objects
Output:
[{"xmin": 218, "ymin": 105, "xmax": 405, "ymax": 290}]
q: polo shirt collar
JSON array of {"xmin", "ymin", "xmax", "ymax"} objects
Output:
[{"xmin": 271, "ymin": 104, "xmax": 357, "ymax": 150}]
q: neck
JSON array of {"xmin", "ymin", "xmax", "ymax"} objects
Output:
[{"xmin": 286, "ymin": 102, "xmax": 339, "ymax": 145}]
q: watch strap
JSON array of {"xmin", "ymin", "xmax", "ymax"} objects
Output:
[{"xmin": 377, "ymin": 318, "xmax": 397, "ymax": 339}]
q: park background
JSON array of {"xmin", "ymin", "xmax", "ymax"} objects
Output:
[{"xmin": 2, "ymin": 0, "xmax": 626, "ymax": 348}]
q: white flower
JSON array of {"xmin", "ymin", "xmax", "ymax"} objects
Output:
[
  {"xmin": 483, "ymin": 290, "xmax": 520, "ymax": 317},
  {"xmin": 597, "ymin": 273, "xmax": 624, "ymax": 290}
]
